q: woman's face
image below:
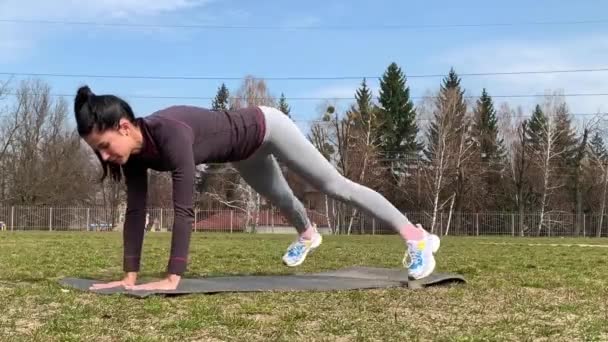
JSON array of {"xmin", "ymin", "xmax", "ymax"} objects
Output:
[{"xmin": 84, "ymin": 118, "xmax": 138, "ymax": 165}]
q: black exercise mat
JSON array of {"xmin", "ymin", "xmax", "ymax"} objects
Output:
[{"xmin": 58, "ymin": 266, "xmax": 466, "ymax": 298}]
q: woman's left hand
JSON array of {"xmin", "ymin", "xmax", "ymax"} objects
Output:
[{"xmin": 124, "ymin": 274, "xmax": 181, "ymax": 291}]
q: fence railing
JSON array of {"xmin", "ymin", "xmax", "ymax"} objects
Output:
[{"xmin": 0, "ymin": 206, "xmax": 607, "ymax": 237}]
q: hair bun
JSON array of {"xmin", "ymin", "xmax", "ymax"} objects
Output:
[
  {"xmin": 74, "ymin": 85, "xmax": 94, "ymax": 113},
  {"xmin": 77, "ymin": 85, "xmax": 93, "ymax": 99}
]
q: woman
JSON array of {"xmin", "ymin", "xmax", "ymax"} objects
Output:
[{"xmin": 73, "ymin": 85, "xmax": 440, "ymax": 291}]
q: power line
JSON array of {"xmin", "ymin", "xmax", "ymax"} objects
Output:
[
  {"xmin": 0, "ymin": 111, "xmax": 605, "ymax": 121},
  {"xmin": 1, "ymin": 18, "xmax": 607, "ymax": 30},
  {"xmin": 297, "ymin": 113, "xmax": 608, "ymax": 122},
  {"xmin": 2, "ymin": 92, "xmax": 608, "ymax": 101},
  {"xmin": 2, "ymin": 67, "xmax": 608, "ymax": 81}
]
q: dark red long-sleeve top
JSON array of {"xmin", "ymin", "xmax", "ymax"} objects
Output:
[{"xmin": 121, "ymin": 105, "xmax": 266, "ymax": 275}]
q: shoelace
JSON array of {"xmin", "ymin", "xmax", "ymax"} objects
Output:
[
  {"xmin": 402, "ymin": 244, "xmax": 422, "ymax": 268},
  {"xmin": 287, "ymin": 241, "xmax": 307, "ymax": 257}
]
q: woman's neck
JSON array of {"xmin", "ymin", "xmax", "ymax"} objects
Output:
[{"xmin": 131, "ymin": 121, "xmax": 145, "ymax": 154}]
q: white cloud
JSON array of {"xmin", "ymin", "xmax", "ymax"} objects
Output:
[
  {"xmin": 435, "ymin": 34, "xmax": 608, "ymax": 117},
  {"xmin": 0, "ymin": 0, "xmax": 216, "ymax": 61},
  {"xmin": 0, "ymin": 0, "xmax": 214, "ymax": 20}
]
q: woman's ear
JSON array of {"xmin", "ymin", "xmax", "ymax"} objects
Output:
[{"xmin": 118, "ymin": 118, "xmax": 131, "ymax": 136}]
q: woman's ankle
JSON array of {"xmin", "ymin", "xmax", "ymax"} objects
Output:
[
  {"xmin": 400, "ymin": 223, "xmax": 424, "ymax": 241},
  {"xmin": 299, "ymin": 224, "xmax": 315, "ymax": 240}
]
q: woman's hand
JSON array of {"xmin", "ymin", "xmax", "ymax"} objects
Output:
[
  {"xmin": 89, "ymin": 272, "xmax": 137, "ymax": 290},
  {"xmin": 124, "ymin": 274, "xmax": 181, "ymax": 291}
]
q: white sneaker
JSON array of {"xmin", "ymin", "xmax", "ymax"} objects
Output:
[
  {"xmin": 403, "ymin": 225, "xmax": 440, "ymax": 279},
  {"xmin": 282, "ymin": 225, "xmax": 322, "ymax": 267}
]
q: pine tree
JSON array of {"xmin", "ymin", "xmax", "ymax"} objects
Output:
[
  {"xmin": 471, "ymin": 88, "xmax": 506, "ymax": 210},
  {"xmin": 211, "ymin": 83, "xmax": 230, "ymax": 110},
  {"xmin": 553, "ymin": 103, "xmax": 578, "ymax": 168},
  {"xmin": 377, "ymin": 62, "xmax": 420, "ymax": 162},
  {"xmin": 355, "ymin": 78, "xmax": 373, "ymax": 123},
  {"xmin": 526, "ymin": 104, "xmax": 548, "ymax": 152},
  {"xmin": 348, "ymin": 78, "xmax": 377, "ymax": 134},
  {"xmin": 278, "ymin": 93, "xmax": 291, "ymax": 118},
  {"xmin": 472, "ymin": 88, "xmax": 505, "ymax": 162},
  {"xmin": 424, "ymin": 68, "xmax": 468, "ymax": 161},
  {"xmin": 590, "ymin": 132, "xmax": 608, "ymax": 159},
  {"xmin": 423, "ymin": 68, "xmax": 471, "ymax": 222}
]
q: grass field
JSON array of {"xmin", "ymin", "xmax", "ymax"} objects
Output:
[{"xmin": 0, "ymin": 232, "xmax": 607, "ymax": 341}]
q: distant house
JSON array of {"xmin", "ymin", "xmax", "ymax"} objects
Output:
[
  {"xmin": 281, "ymin": 164, "xmax": 326, "ymax": 210},
  {"xmin": 192, "ymin": 208, "xmax": 329, "ymax": 233}
]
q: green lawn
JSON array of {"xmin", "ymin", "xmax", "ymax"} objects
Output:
[{"xmin": 0, "ymin": 232, "xmax": 607, "ymax": 341}]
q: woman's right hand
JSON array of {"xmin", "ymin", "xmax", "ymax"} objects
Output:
[{"xmin": 89, "ymin": 272, "xmax": 137, "ymax": 290}]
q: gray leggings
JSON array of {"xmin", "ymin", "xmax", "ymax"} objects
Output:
[{"xmin": 232, "ymin": 106, "xmax": 410, "ymax": 233}]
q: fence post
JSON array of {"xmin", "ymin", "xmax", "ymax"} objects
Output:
[
  {"xmin": 160, "ymin": 208, "xmax": 163, "ymax": 231},
  {"xmin": 230, "ymin": 210, "xmax": 233, "ymax": 233},
  {"xmin": 361, "ymin": 214, "xmax": 365, "ymax": 235},
  {"xmin": 86, "ymin": 208, "xmax": 90, "ymax": 231},
  {"xmin": 49, "ymin": 207, "xmax": 53, "ymax": 231},
  {"xmin": 476, "ymin": 213, "xmax": 479, "ymax": 236},
  {"xmin": 511, "ymin": 213, "xmax": 515, "ymax": 237},
  {"xmin": 372, "ymin": 218, "xmax": 375, "ymax": 235},
  {"xmin": 194, "ymin": 208, "xmax": 197, "ymax": 232},
  {"xmin": 271, "ymin": 205, "xmax": 274, "ymax": 233},
  {"xmin": 583, "ymin": 215, "xmax": 586, "ymax": 237},
  {"xmin": 10, "ymin": 206, "xmax": 14, "ymax": 231}
]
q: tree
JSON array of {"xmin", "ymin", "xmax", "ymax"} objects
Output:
[
  {"xmin": 211, "ymin": 83, "xmax": 229, "ymax": 111},
  {"xmin": 230, "ymin": 75, "xmax": 276, "ymax": 109},
  {"xmin": 278, "ymin": 93, "xmax": 291, "ymax": 118},
  {"xmin": 512, "ymin": 120, "xmax": 532, "ymax": 235},
  {"xmin": 472, "ymin": 88, "xmax": 505, "ymax": 162},
  {"xmin": 527, "ymin": 105, "xmax": 548, "ymax": 148},
  {"xmin": 1, "ymin": 79, "xmax": 94, "ymax": 206},
  {"xmin": 588, "ymin": 131, "xmax": 608, "ymax": 236},
  {"xmin": 308, "ymin": 114, "xmax": 335, "ymax": 161},
  {"xmin": 377, "ymin": 62, "xmax": 421, "ymax": 171},
  {"xmin": 426, "ymin": 68, "xmax": 472, "ymax": 234},
  {"xmin": 422, "ymin": 69, "xmax": 472, "ymax": 233},
  {"xmin": 571, "ymin": 126, "xmax": 589, "ymax": 236},
  {"xmin": 424, "ymin": 68, "xmax": 468, "ymax": 162},
  {"xmin": 471, "ymin": 88, "xmax": 506, "ymax": 210},
  {"xmin": 526, "ymin": 95, "xmax": 572, "ymax": 235},
  {"xmin": 590, "ymin": 131, "xmax": 608, "ymax": 159},
  {"xmin": 354, "ymin": 78, "xmax": 373, "ymax": 126}
]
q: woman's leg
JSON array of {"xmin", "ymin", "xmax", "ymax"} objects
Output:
[
  {"xmin": 232, "ymin": 147, "xmax": 322, "ymax": 267},
  {"xmin": 258, "ymin": 106, "xmax": 422, "ymax": 239},
  {"xmin": 257, "ymin": 106, "xmax": 439, "ymax": 278},
  {"xmin": 232, "ymin": 149, "xmax": 310, "ymax": 234}
]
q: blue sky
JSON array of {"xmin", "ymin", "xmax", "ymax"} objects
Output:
[{"xmin": 1, "ymin": 0, "xmax": 607, "ymax": 132}]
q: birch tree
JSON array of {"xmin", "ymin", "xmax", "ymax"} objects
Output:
[
  {"xmin": 587, "ymin": 129, "xmax": 608, "ymax": 237},
  {"xmin": 526, "ymin": 95, "xmax": 572, "ymax": 235},
  {"xmin": 423, "ymin": 69, "xmax": 472, "ymax": 235}
]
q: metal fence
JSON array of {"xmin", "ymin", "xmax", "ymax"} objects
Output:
[{"xmin": 0, "ymin": 205, "xmax": 607, "ymax": 237}]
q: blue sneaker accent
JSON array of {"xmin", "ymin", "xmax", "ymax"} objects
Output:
[
  {"xmin": 404, "ymin": 228, "xmax": 440, "ymax": 279},
  {"xmin": 282, "ymin": 227, "xmax": 322, "ymax": 267}
]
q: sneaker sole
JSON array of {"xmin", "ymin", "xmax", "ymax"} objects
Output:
[
  {"xmin": 428, "ymin": 234, "xmax": 440, "ymax": 253},
  {"xmin": 282, "ymin": 233, "xmax": 323, "ymax": 267},
  {"xmin": 411, "ymin": 258, "xmax": 436, "ymax": 280}
]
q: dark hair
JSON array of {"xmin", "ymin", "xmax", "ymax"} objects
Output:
[{"xmin": 74, "ymin": 85, "xmax": 136, "ymax": 182}]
